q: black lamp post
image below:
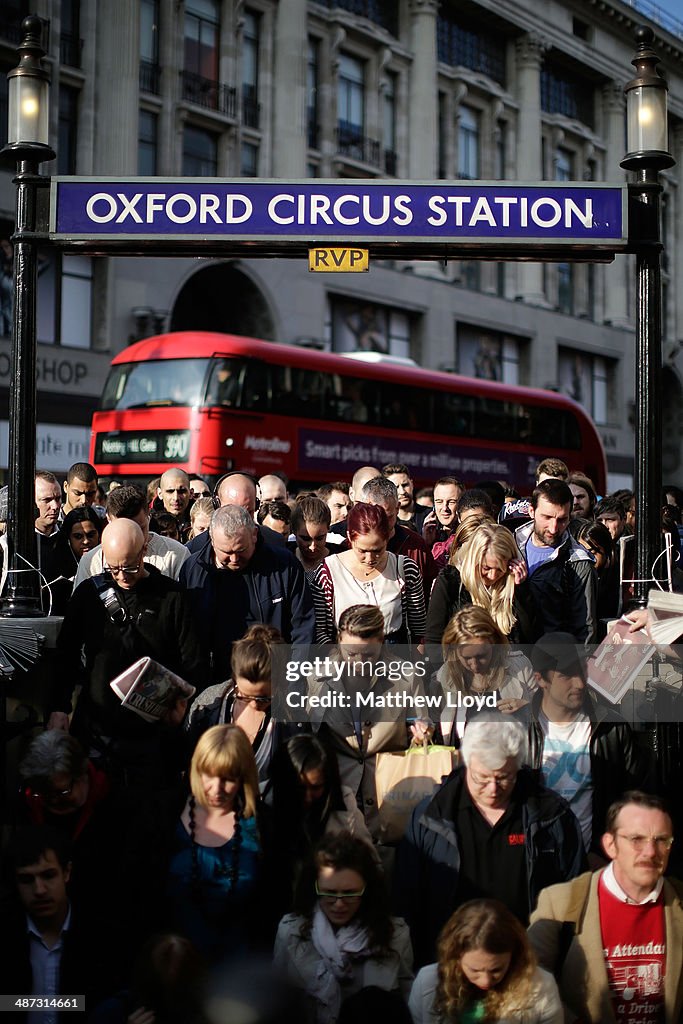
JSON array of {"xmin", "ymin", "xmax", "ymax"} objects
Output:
[
  {"xmin": 0, "ymin": 15, "xmax": 55, "ymax": 617},
  {"xmin": 621, "ymin": 27, "xmax": 675, "ymax": 608}
]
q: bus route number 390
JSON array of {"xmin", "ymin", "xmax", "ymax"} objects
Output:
[{"xmin": 164, "ymin": 433, "xmax": 190, "ymax": 460}]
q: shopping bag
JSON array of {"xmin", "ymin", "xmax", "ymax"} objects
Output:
[{"xmin": 375, "ymin": 743, "xmax": 458, "ymax": 844}]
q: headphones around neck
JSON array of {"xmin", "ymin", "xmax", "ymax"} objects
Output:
[{"xmin": 213, "ymin": 471, "xmax": 260, "ymax": 511}]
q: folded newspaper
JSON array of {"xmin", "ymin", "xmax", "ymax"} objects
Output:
[
  {"xmin": 587, "ymin": 590, "xmax": 683, "ymax": 705},
  {"xmin": 110, "ymin": 657, "xmax": 196, "ymax": 723}
]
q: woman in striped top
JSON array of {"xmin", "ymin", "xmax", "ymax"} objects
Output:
[{"xmin": 309, "ymin": 503, "xmax": 426, "ymax": 646}]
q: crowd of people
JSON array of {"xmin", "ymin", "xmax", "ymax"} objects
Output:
[{"xmin": 2, "ymin": 457, "xmax": 683, "ymax": 1023}]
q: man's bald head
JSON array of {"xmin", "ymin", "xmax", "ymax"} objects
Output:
[
  {"xmin": 101, "ymin": 520, "xmax": 147, "ymax": 587},
  {"xmin": 258, "ymin": 474, "xmax": 287, "ymax": 502},
  {"xmin": 158, "ymin": 469, "xmax": 191, "ymax": 516},
  {"xmin": 216, "ymin": 473, "xmax": 257, "ymax": 517},
  {"xmin": 349, "ymin": 466, "xmax": 380, "ymax": 503}
]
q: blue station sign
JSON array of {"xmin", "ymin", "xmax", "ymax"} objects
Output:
[{"xmin": 49, "ymin": 178, "xmax": 627, "ymax": 257}]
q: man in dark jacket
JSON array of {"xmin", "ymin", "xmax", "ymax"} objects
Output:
[
  {"xmin": 394, "ymin": 717, "xmax": 585, "ymax": 966},
  {"xmin": 516, "ymin": 632, "xmax": 650, "ymax": 863},
  {"xmin": 0, "ymin": 826, "xmax": 118, "ymax": 1021},
  {"xmin": 180, "ymin": 504, "xmax": 315, "ymax": 682},
  {"xmin": 515, "ymin": 478, "xmax": 597, "ymax": 642},
  {"xmin": 48, "ymin": 520, "xmax": 206, "ymax": 785}
]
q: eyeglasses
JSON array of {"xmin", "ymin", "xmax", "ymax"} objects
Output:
[
  {"xmin": 234, "ymin": 690, "xmax": 272, "ymax": 706},
  {"xmin": 103, "ymin": 563, "xmax": 142, "ymax": 577},
  {"xmin": 315, "ymin": 882, "xmax": 366, "ymax": 902},
  {"xmin": 468, "ymin": 769, "xmax": 516, "ymax": 788},
  {"xmin": 615, "ymin": 833, "xmax": 674, "ymax": 851},
  {"xmin": 28, "ymin": 779, "xmax": 76, "ymax": 801}
]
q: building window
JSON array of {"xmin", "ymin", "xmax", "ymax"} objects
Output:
[
  {"xmin": 182, "ymin": 125, "xmax": 218, "ymax": 176},
  {"xmin": 140, "ymin": 0, "xmax": 160, "ymax": 93},
  {"xmin": 438, "ymin": 93, "xmax": 447, "ymax": 179},
  {"xmin": 307, "ymin": 38, "xmax": 319, "ymax": 149},
  {"xmin": 35, "ymin": 250, "xmax": 93, "ymax": 349},
  {"xmin": 457, "ymin": 324, "xmax": 524, "ymax": 385},
  {"xmin": 61, "ymin": 256, "xmax": 93, "ymax": 349},
  {"xmin": 437, "ymin": 15, "xmax": 506, "ymax": 86},
  {"xmin": 57, "ymin": 86, "xmax": 79, "ymax": 175},
  {"xmin": 138, "ymin": 109, "xmax": 158, "ymax": 175},
  {"xmin": 541, "ymin": 65, "xmax": 594, "ymax": 128},
  {"xmin": 328, "ymin": 297, "xmax": 411, "ymax": 359},
  {"xmin": 458, "ymin": 106, "xmax": 479, "ymax": 180},
  {"xmin": 242, "ymin": 10, "xmax": 260, "ymax": 129},
  {"xmin": 495, "ymin": 121, "xmax": 506, "ymax": 180},
  {"xmin": 338, "ymin": 53, "xmax": 365, "ymax": 151},
  {"xmin": 184, "ymin": 0, "xmax": 219, "ymax": 81},
  {"xmin": 241, "ymin": 141, "xmax": 258, "ymax": 177},
  {"xmin": 555, "ymin": 149, "xmax": 573, "ymax": 313},
  {"xmin": 558, "ymin": 348, "xmax": 610, "ymax": 424},
  {"xmin": 60, "ymin": 0, "xmax": 82, "ymax": 67},
  {"xmin": 383, "ymin": 72, "xmax": 397, "ymax": 175}
]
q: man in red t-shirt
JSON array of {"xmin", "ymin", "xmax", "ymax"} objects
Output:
[{"xmin": 528, "ymin": 791, "xmax": 683, "ymax": 1024}]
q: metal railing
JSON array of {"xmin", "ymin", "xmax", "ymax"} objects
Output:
[
  {"xmin": 139, "ymin": 60, "xmax": 161, "ymax": 95},
  {"xmin": 337, "ymin": 121, "xmax": 381, "ymax": 167},
  {"xmin": 181, "ymin": 69, "xmax": 236, "ymax": 117}
]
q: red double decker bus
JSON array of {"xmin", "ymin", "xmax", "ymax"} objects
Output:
[{"xmin": 90, "ymin": 331, "xmax": 606, "ymax": 493}]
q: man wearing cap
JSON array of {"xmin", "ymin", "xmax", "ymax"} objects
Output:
[
  {"xmin": 528, "ymin": 791, "xmax": 683, "ymax": 1024},
  {"xmin": 517, "ymin": 633, "xmax": 649, "ymax": 865}
]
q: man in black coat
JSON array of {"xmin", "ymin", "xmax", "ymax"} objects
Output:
[
  {"xmin": 0, "ymin": 826, "xmax": 118, "ymax": 1022},
  {"xmin": 47, "ymin": 519, "xmax": 206, "ymax": 786}
]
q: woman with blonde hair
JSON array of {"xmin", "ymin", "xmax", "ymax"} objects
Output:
[
  {"xmin": 188, "ymin": 496, "xmax": 214, "ymax": 539},
  {"xmin": 166, "ymin": 724, "xmax": 264, "ymax": 960},
  {"xmin": 429, "ymin": 607, "xmax": 536, "ymax": 745},
  {"xmin": 425, "ymin": 522, "xmax": 539, "ymax": 645},
  {"xmin": 409, "ymin": 899, "xmax": 561, "ymax": 1023}
]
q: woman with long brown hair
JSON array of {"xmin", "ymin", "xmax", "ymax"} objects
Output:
[
  {"xmin": 409, "ymin": 899, "xmax": 561, "ymax": 1023},
  {"xmin": 430, "ymin": 606, "xmax": 536, "ymax": 745}
]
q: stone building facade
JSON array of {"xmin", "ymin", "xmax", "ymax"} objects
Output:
[{"xmin": 1, "ymin": 0, "xmax": 682, "ymax": 484}]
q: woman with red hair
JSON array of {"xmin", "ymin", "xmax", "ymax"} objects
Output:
[{"xmin": 309, "ymin": 502, "xmax": 426, "ymax": 645}]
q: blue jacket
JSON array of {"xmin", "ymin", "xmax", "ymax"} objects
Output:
[
  {"xmin": 180, "ymin": 532, "xmax": 315, "ymax": 681},
  {"xmin": 394, "ymin": 766, "xmax": 586, "ymax": 966}
]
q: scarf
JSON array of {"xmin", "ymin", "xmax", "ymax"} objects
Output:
[{"xmin": 309, "ymin": 905, "xmax": 372, "ymax": 1023}]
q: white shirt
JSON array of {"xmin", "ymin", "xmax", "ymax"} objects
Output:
[
  {"xmin": 27, "ymin": 906, "xmax": 71, "ymax": 1024},
  {"xmin": 73, "ymin": 531, "xmax": 189, "ymax": 590},
  {"xmin": 539, "ymin": 708, "xmax": 593, "ymax": 850},
  {"xmin": 602, "ymin": 861, "xmax": 664, "ymax": 905}
]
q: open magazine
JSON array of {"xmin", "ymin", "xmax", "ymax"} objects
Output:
[
  {"xmin": 110, "ymin": 657, "xmax": 196, "ymax": 723},
  {"xmin": 587, "ymin": 590, "xmax": 683, "ymax": 705}
]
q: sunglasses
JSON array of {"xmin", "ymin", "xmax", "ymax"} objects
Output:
[{"xmin": 234, "ymin": 689, "xmax": 272, "ymax": 706}]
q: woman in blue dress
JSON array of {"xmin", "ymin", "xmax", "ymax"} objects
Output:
[{"xmin": 167, "ymin": 724, "xmax": 263, "ymax": 961}]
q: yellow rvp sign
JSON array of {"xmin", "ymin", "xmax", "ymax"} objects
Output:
[{"xmin": 309, "ymin": 247, "xmax": 369, "ymax": 272}]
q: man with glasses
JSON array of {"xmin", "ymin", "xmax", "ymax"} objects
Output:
[
  {"xmin": 73, "ymin": 485, "xmax": 188, "ymax": 587},
  {"xmin": 394, "ymin": 718, "xmax": 585, "ymax": 967},
  {"xmin": 529, "ymin": 791, "xmax": 683, "ymax": 1024},
  {"xmin": 48, "ymin": 519, "xmax": 205, "ymax": 786}
]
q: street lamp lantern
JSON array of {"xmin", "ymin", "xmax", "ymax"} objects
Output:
[
  {"xmin": 4, "ymin": 15, "xmax": 54, "ymax": 160},
  {"xmin": 0, "ymin": 15, "xmax": 55, "ymax": 617},
  {"xmin": 621, "ymin": 26, "xmax": 674, "ymax": 173}
]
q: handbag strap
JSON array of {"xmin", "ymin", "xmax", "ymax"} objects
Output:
[{"xmin": 91, "ymin": 574, "xmax": 141, "ymax": 660}]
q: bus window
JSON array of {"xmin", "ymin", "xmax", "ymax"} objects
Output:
[
  {"xmin": 378, "ymin": 383, "xmax": 425, "ymax": 430},
  {"xmin": 272, "ymin": 366, "xmax": 326, "ymax": 418},
  {"xmin": 100, "ymin": 358, "xmax": 211, "ymax": 410},
  {"xmin": 206, "ymin": 358, "xmax": 245, "ymax": 407},
  {"xmin": 434, "ymin": 392, "xmax": 474, "ymax": 436},
  {"xmin": 526, "ymin": 406, "xmax": 581, "ymax": 449},
  {"xmin": 242, "ymin": 360, "xmax": 269, "ymax": 411}
]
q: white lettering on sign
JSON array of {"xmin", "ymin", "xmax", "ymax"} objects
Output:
[
  {"xmin": 244, "ymin": 435, "xmax": 291, "ymax": 453},
  {"xmin": 427, "ymin": 195, "xmax": 593, "ymax": 230}
]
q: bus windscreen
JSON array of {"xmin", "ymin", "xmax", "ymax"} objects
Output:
[{"xmin": 100, "ymin": 358, "xmax": 212, "ymax": 410}]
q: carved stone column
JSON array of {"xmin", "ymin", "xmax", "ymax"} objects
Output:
[{"xmin": 408, "ymin": 0, "xmax": 438, "ymax": 179}]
